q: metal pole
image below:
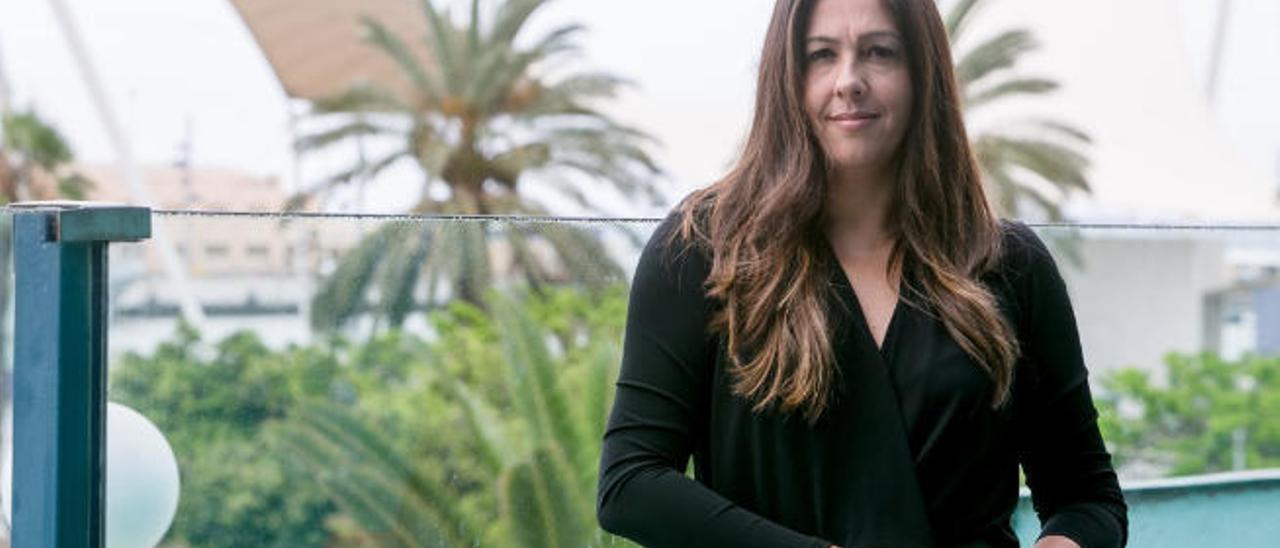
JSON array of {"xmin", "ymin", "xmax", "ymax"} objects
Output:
[
  {"xmin": 9, "ymin": 201, "xmax": 150, "ymax": 548},
  {"xmin": 0, "ymin": 35, "xmax": 12, "ymax": 115},
  {"xmin": 1206, "ymin": 0, "xmax": 1234, "ymax": 103}
]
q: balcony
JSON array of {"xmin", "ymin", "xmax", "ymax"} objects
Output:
[{"xmin": 2, "ymin": 204, "xmax": 1279, "ymax": 547}]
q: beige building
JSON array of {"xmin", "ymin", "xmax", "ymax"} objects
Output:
[
  {"xmin": 81, "ymin": 163, "xmax": 368, "ymax": 354},
  {"xmin": 82, "ymin": 164, "xmax": 361, "ymax": 277}
]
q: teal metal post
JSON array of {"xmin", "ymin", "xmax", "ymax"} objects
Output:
[{"xmin": 9, "ymin": 202, "xmax": 150, "ymax": 548}]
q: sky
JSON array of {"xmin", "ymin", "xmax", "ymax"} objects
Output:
[{"xmin": 0, "ymin": 0, "xmax": 1278, "ymax": 220}]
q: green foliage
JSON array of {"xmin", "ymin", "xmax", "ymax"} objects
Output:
[
  {"xmin": 109, "ymin": 323, "xmax": 341, "ymax": 546},
  {"xmin": 1095, "ymin": 352, "xmax": 1280, "ymax": 477},
  {"xmin": 267, "ymin": 288, "xmax": 634, "ymax": 547},
  {"xmin": 0, "ymin": 109, "xmax": 94, "ymax": 204},
  {"xmin": 109, "ymin": 287, "xmax": 633, "ymax": 546}
]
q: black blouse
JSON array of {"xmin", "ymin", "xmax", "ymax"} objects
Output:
[{"xmin": 596, "ymin": 215, "xmax": 1127, "ymax": 548}]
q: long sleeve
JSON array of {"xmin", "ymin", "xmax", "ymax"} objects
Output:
[
  {"xmin": 596, "ymin": 217, "xmax": 829, "ymax": 548},
  {"xmin": 1008, "ymin": 223, "xmax": 1129, "ymax": 548}
]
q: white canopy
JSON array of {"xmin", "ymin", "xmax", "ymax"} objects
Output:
[{"xmin": 227, "ymin": 0, "xmax": 429, "ymax": 102}]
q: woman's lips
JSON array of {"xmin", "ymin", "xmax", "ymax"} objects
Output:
[{"xmin": 828, "ymin": 112, "xmax": 880, "ymax": 131}]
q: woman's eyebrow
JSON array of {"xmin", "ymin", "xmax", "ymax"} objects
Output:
[{"xmin": 805, "ymin": 30, "xmax": 902, "ymax": 44}]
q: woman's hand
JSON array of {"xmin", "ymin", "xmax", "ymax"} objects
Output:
[{"xmin": 1035, "ymin": 535, "xmax": 1082, "ymax": 548}]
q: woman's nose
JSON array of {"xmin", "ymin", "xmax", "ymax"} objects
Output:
[{"xmin": 835, "ymin": 62, "xmax": 868, "ymax": 100}]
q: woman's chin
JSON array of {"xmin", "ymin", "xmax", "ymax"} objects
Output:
[{"xmin": 825, "ymin": 154, "xmax": 893, "ymax": 176}]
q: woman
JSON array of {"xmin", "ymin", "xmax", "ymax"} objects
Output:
[{"xmin": 596, "ymin": 0, "xmax": 1127, "ymax": 546}]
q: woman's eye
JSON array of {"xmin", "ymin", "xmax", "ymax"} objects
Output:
[
  {"xmin": 807, "ymin": 49, "xmax": 835, "ymax": 62},
  {"xmin": 865, "ymin": 45, "xmax": 899, "ymax": 60}
]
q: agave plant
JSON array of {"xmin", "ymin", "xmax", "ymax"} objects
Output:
[
  {"xmin": 270, "ymin": 294, "xmax": 632, "ymax": 547},
  {"xmin": 293, "ymin": 0, "xmax": 662, "ymax": 330},
  {"xmin": 945, "ymin": 0, "xmax": 1092, "ymax": 222}
]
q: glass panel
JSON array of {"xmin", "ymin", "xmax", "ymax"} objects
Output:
[
  {"xmin": 99, "ymin": 213, "xmax": 1280, "ymax": 545},
  {"xmin": 0, "ymin": 208, "xmax": 12, "ymax": 545},
  {"xmin": 1034, "ymin": 224, "xmax": 1280, "ymax": 480},
  {"xmin": 106, "ymin": 211, "xmax": 655, "ymax": 547}
]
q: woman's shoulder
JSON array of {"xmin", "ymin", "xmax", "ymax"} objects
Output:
[
  {"xmin": 994, "ymin": 218, "xmax": 1058, "ymax": 281},
  {"xmin": 635, "ymin": 207, "xmax": 714, "ymax": 293}
]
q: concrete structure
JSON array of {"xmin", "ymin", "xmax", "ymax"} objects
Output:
[
  {"xmin": 1051, "ymin": 226, "xmax": 1280, "ymax": 377},
  {"xmin": 1014, "ymin": 469, "xmax": 1280, "ymax": 547},
  {"xmin": 1051, "ymin": 228, "xmax": 1231, "ymax": 376}
]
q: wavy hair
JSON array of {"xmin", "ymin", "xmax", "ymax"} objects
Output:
[{"xmin": 673, "ymin": 0, "xmax": 1019, "ymax": 423}]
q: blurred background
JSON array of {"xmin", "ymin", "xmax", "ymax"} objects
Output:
[{"xmin": 1, "ymin": 0, "xmax": 1278, "ymax": 546}]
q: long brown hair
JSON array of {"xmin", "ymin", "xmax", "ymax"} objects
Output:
[{"xmin": 673, "ymin": 0, "xmax": 1019, "ymax": 423}]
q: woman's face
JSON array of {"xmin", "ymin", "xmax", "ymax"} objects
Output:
[{"xmin": 802, "ymin": 0, "xmax": 913, "ymax": 177}]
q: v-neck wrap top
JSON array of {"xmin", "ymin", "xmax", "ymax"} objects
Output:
[{"xmin": 596, "ymin": 214, "xmax": 1127, "ymax": 548}]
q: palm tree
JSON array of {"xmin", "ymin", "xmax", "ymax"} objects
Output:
[
  {"xmin": 293, "ymin": 0, "xmax": 662, "ymax": 331},
  {"xmin": 270, "ymin": 295, "xmax": 632, "ymax": 547},
  {"xmin": 944, "ymin": 0, "xmax": 1092, "ymax": 221},
  {"xmin": 0, "ymin": 110, "xmax": 93, "ymax": 204}
]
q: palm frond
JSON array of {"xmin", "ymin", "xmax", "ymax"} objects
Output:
[
  {"xmin": 311, "ymin": 224, "xmax": 396, "ymax": 330},
  {"xmin": 943, "ymin": 0, "xmax": 985, "ymax": 43},
  {"xmin": 417, "ymin": 0, "xmax": 464, "ymax": 95},
  {"xmin": 292, "ymin": 150, "xmax": 411, "ymax": 213},
  {"xmin": 1024, "ymin": 118, "xmax": 1093, "ymax": 144},
  {"xmin": 492, "ymin": 295, "xmax": 577, "ymax": 445},
  {"xmin": 475, "ymin": 24, "xmax": 586, "ymax": 112},
  {"xmin": 523, "ymin": 173, "xmax": 597, "ymax": 212},
  {"xmin": 965, "ymin": 77, "xmax": 1058, "ymax": 110},
  {"xmin": 491, "ymin": 143, "xmax": 553, "ymax": 184},
  {"xmin": 276, "ymin": 431, "xmax": 426, "ymax": 547},
  {"xmin": 269, "ymin": 403, "xmax": 480, "ymax": 546},
  {"xmin": 955, "ymin": 29, "xmax": 1039, "ymax": 88},
  {"xmin": 498, "ymin": 447, "xmax": 592, "ymax": 548},
  {"xmin": 362, "ymin": 16, "xmax": 443, "ymax": 105},
  {"xmin": 545, "ymin": 72, "xmax": 631, "ymax": 101},
  {"xmin": 578, "ymin": 343, "xmax": 619, "ymax": 475},
  {"xmin": 439, "ymin": 378, "xmax": 521, "ymax": 474},
  {"xmin": 284, "ymin": 159, "xmax": 391, "ymax": 212},
  {"xmin": 488, "ymin": 0, "xmax": 546, "ymax": 50},
  {"xmin": 295, "ymin": 118, "xmax": 403, "ymax": 154},
  {"xmin": 534, "ymin": 223, "xmax": 625, "ymax": 286},
  {"xmin": 979, "ymin": 134, "xmax": 1090, "ymax": 193},
  {"xmin": 489, "ymin": 296, "xmax": 597, "ymax": 523},
  {"xmin": 312, "ymin": 81, "xmax": 413, "ymax": 114},
  {"xmin": 467, "ymin": 0, "xmax": 483, "ymax": 56},
  {"xmin": 375, "ymin": 223, "xmax": 434, "ymax": 327},
  {"xmin": 508, "ymin": 72, "xmax": 631, "ymax": 119}
]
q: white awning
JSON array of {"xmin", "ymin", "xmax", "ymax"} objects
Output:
[{"xmin": 227, "ymin": 0, "xmax": 431, "ymax": 102}]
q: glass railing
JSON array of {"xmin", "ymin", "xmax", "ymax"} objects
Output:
[{"xmin": 4, "ymin": 205, "xmax": 1280, "ymax": 546}]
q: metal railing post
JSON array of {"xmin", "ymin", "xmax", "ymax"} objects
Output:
[{"xmin": 9, "ymin": 202, "xmax": 150, "ymax": 548}]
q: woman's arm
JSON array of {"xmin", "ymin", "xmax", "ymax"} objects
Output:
[
  {"xmin": 596, "ymin": 218, "xmax": 829, "ymax": 548},
  {"xmin": 1008, "ymin": 223, "xmax": 1128, "ymax": 548}
]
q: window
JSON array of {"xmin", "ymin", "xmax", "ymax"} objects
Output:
[{"xmin": 246, "ymin": 245, "xmax": 270, "ymax": 259}]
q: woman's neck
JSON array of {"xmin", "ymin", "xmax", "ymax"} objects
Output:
[{"xmin": 824, "ymin": 167, "xmax": 895, "ymax": 258}]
